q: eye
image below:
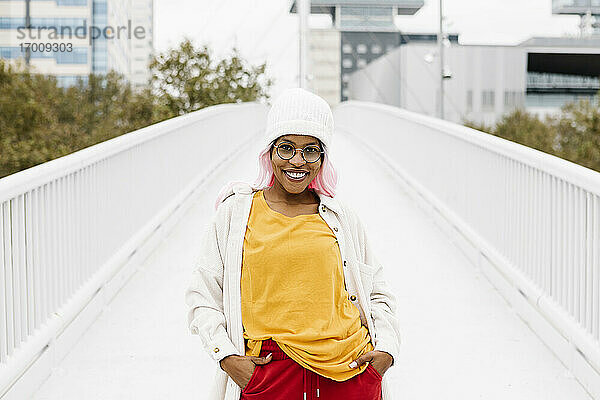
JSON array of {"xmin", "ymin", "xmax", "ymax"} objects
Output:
[
  {"xmin": 304, "ymin": 146, "xmax": 320, "ymax": 153},
  {"xmin": 279, "ymin": 143, "xmax": 293, "ymax": 151}
]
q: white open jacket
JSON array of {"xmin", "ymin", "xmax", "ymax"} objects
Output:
[{"xmin": 185, "ymin": 182, "xmax": 402, "ymax": 400}]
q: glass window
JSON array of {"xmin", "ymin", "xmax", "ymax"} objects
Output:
[
  {"xmin": 56, "ymin": 47, "xmax": 87, "ymax": 64},
  {"xmin": 371, "ymin": 44, "xmax": 382, "ymax": 54},
  {"xmin": 93, "ymin": 3, "xmax": 107, "ymax": 13},
  {"xmin": 504, "ymin": 91, "xmax": 513, "ymax": 107},
  {"xmin": 56, "ymin": 75, "xmax": 88, "ymax": 88},
  {"xmin": 342, "ymin": 43, "xmax": 352, "ymax": 54},
  {"xmin": 342, "ymin": 58, "xmax": 353, "ymax": 68},
  {"xmin": 0, "ymin": 47, "xmax": 23, "ymax": 59},
  {"xmin": 56, "ymin": 0, "xmax": 88, "ymax": 6},
  {"xmin": 357, "ymin": 58, "xmax": 367, "ymax": 68},
  {"xmin": 466, "ymin": 90, "xmax": 473, "ymax": 111},
  {"xmin": 0, "ymin": 17, "xmax": 25, "ymax": 29},
  {"xmin": 356, "ymin": 44, "xmax": 367, "ymax": 54},
  {"xmin": 504, "ymin": 91, "xmax": 524, "ymax": 108},
  {"xmin": 30, "ymin": 50, "xmax": 54, "ymax": 59},
  {"xmin": 28, "ymin": 17, "xmax": 87, "ymax": 30},
  {"xmin": 482, "ymin": 90, "xmax": 495, "ymax": 110}
]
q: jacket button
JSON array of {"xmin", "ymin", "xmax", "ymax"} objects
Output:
[
  {"xmin": 322, "ymin": 207, "xmax": 326, "ymax": 212},
  {"xmin": 214, "ymin": 347, "xmax": 220, "ymax": 353},
  {"xmin": 350, "ymin": 295, "xmax": 357, "ymax": 301},
  {"xmin": 343, "ymin": 260, "xmax": 347, "ymax": 266},
  {"xmin": 333, "ymin": 227, "xmax": 338, "ymax": 232}
]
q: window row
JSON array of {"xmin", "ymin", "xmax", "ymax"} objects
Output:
[
  {"xmin": 0, "ymin": 0, "xmax": 88, "ymax": 5},
  {"xmin": 0, "ymin": 17, "xmax": 87, "ymax": 30},
  {"xmin": 466, "ymin": 90, "xmax": 525, "ymax": 111},
  {"xmin": 0, "ymin": 46, "xmax": 87, "ymax": 64},
  {"xmin": 342, "ymin": 43, "xmax": 385, "ymax": 55},
  {"xmin": 342, "ymin": 57, "xmax": 368, "ymax": 69}
]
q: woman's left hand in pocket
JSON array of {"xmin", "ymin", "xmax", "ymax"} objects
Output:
[{"xmin": 348, "ymin": 350, "xmax": 393, "ymax": 377}]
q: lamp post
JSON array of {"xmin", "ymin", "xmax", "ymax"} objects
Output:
[
  {"xmin": 438, "ymin": 0, "xmax": 444, "ymax": 119},
  {"xmin": 298, "ymin": 0, "xmax": 309, "ymax": 89},
  {"xmin": 25, "ymin": 0, "xmax": 31, "ymax": 66}
]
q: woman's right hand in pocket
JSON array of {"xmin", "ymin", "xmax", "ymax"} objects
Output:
[{"xmin": 219, "ymin": 353, "xmax": 273, "ymax": 390}]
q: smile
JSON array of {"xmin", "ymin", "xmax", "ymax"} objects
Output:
[{"xmin": 283, "ymin": 170, "xmax": 309, "ymax": 181}]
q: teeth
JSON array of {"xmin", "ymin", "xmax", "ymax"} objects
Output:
[{"xmin": 284, "ymin": 171, "xmax": 308, "ymax": 179}]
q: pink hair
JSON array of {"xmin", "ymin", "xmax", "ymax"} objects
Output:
[{"xmin": 214, "ymin": 140, "xmax": 338, "ymax": 210}]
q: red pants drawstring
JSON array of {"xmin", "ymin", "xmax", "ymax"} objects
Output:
[
  {"xmin": 316, "ymin": 374, "xmax": 320, "ymax": 397},
  {"xmin": 303, "ymin": 368, "xmax": 307, "ymax": 400}
]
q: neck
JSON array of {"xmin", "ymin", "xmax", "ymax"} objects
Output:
[{"xmin": 264, "ymin": 180, "xmax": 318, "ymax": 205}]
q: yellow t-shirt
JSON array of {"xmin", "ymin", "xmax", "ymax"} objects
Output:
[{"xmin": 241, "ymin": 190, "xmax": 374, "ymax": 381}]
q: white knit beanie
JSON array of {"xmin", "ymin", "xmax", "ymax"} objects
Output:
[{"xmin": 263, "ymin": 88, "xmax": 334, "ymax": 151}]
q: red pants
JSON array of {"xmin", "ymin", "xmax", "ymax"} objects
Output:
[{"xmin": 240, "ymin": 339, "xmax": 382, "ymax": 400}]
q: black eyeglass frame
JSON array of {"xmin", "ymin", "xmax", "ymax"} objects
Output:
[{"xmin": 274, "ymin": 143, "xmax": 325, "ymax": 163}]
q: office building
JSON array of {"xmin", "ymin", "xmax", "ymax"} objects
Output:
[
  {"xmin": 347, "ymin": 36, "xmax": 600, "ymax": 125},
  {"xmin": 130, "ymin": 0, "xmax": 153, "ymax": 89},
  {"xmin": 0, "ymin": 0, "xmax": 154, "ymax": 88},
  {"xmin": 290, "ymin": 0, "xmax": 428, "ymax": 105}
]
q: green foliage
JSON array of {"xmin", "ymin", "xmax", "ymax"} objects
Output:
[
  {"xmin": 554, "ymin": 99, "xmax": 600, "ymax": 172},
  {"xmin": 149, "ymin": 37, "xmax": 273, "ymax": 116},
  {"xmin": 493, "ymin": 109, "xmax": 558, "ymax": 155},
  {"xmin": 0, "ymin": 60, "xmax": 167, "ymax": 177},
  {"xmin": 464, "ymin": 103, "xmax": 600, "ymax": 173},
  {"xmin": 0, "ymin": 39, "xmax": 272, "ymax": 178}
]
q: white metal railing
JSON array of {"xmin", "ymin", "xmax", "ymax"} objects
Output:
[
  {"xmin": 0, "ymin": 102, "xmax": 267, "ymax": 397},
  {"xmin": 335, "ymin": 101, "xmax": 600, "ymax": 396}
]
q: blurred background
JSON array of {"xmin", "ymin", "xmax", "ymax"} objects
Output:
[
  {"xmin": 2, "ymin": 3, "xmax": 600, "ymax": 399},
  {"xmin": 0, "ymin": 0, "xmax": 598, "ymax": 176}
]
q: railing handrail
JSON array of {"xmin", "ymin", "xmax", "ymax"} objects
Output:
[
  {"xmin": 335, "ymin": 100, "xmax": 600, "ymax": 398},
  {"xmin": 340, "ymin": 100, "xmax": 600, "ymax": 196},
  {"xmin": 0, "ymin": 101, "xmax": 262, "ymax": 203},
  {"xmin": 0, "ymin": 101, "xmax": 268, "ymax": 398}
]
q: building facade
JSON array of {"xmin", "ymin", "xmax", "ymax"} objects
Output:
[
  {"xmin": 290, "ymin": 0, "xmax": 426, "ymax": 105},
  {"xmin": 0, "ymin": 0, "xmax": 154, "ymax": 88},
  {"xmin": 348, "ymin": 37, "xmax": 600, "ymax": 125},
  {"xmin": 130, "ymin": 0, "xmax": 153, "ymax": 89}
]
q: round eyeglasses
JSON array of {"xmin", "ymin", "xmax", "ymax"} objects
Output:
[{"xmin": 275, "ymin": 143, "xmax": 324, "ymax": 163}]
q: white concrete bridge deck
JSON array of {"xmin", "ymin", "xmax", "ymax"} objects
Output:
[{"xmin": 31, "ymin": 133, "xmax": 590, "ymax": 399}]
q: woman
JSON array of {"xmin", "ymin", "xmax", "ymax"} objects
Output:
[{"xmin": 185, "ymin": 88, "xmax": 401, "ymax": 400}]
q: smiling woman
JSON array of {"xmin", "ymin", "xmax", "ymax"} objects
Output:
[
  {"xmin": 264, "ymin": 135, "xmax": 325, "ymax": 215},
  {"xmin": 185, "ymin": 88, "xmax": 401, "ymax": 400}
]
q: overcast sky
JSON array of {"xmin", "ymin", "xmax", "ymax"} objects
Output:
[{"xmin": 155, "ymin": 0, "xmax": 582, "ymax": 97}]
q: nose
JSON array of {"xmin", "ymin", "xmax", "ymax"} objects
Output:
[{"xmin": 289, "ymin": 149, "xmax": 306, "ymax": 166}]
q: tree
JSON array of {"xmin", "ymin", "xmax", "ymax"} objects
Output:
[
  {"xmin": 1, "ymin": 39, "xmax": 274, "ymax": 178},
  {"xmin": 0, "ymin": 59, "xmax": 70, "ymax": 176},
  {"xmin": 0, "ymin": 61, "xmax": 168, "ymax": 177},
  {"xmin": 554, "ymin": 98, "xmax": 600, "ymax": 172},
  {"xmin": 149, "ymin": 37, "xmax": 273, "ymax": 116},
  {"xmin": 493, "ymin": 109, "xmax": 558, "ymax": 155},
  {"xmin": 463, "ymin": 102, "xmax": 600, "ymax": 173}
]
